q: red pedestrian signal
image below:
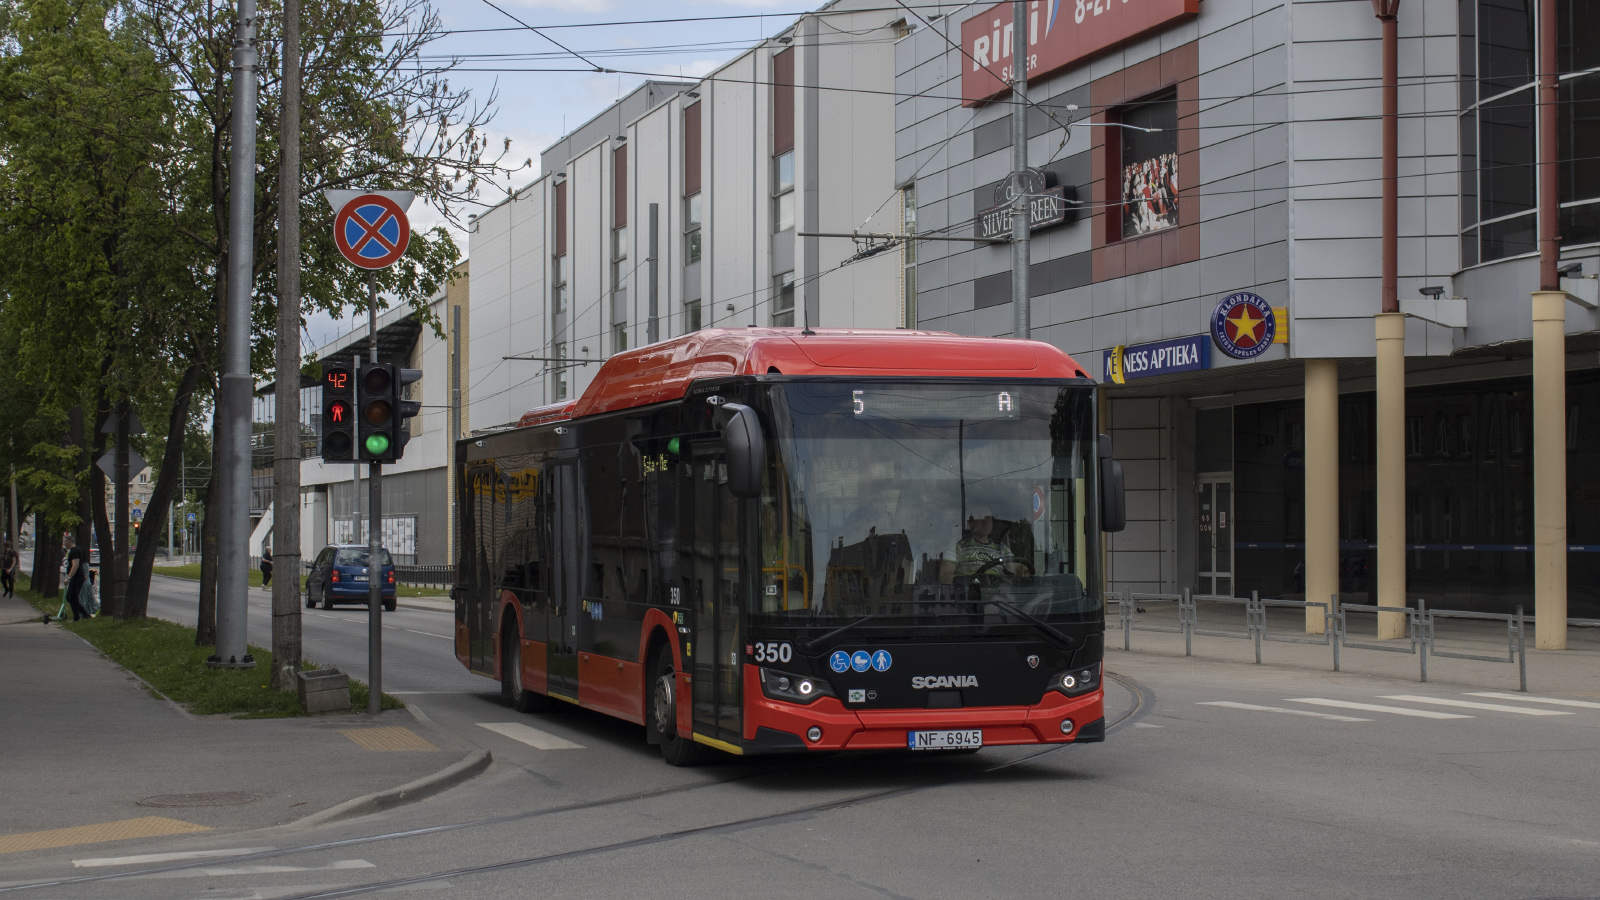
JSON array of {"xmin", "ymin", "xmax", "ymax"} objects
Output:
[{"xmin": 322, "ymin": 366, "xmax": 355, "ymax": 460}]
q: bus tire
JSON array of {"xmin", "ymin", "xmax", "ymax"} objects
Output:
[
  {"xmin": 502, "ymin": 624, "xmax": 550, "ymax": 713},
  {"xmin": 650, "ymin": 651, "xmax": 711, "ymax": 766}
]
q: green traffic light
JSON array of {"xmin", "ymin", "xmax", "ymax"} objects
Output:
[{"xmin": 365, "ymin": 433, "xmax": 391, "ymax": 456}]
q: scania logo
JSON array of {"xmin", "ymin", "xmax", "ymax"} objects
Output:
[{"xmin": 911, "ymin": 675, "xmax": 980, "ymax": 689}]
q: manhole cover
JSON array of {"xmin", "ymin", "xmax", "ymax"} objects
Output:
[{"xmin": 137, "ymin": 792, "xmax": 264, "ymax": 808}]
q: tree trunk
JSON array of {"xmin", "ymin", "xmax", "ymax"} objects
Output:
[
  {"xmin": 195, "ymin": 401, "xmax": 222, "ymax": 646},
  {"xmin": 67, "ymin": 407, "xmax": 96, "ymax": 612},
  {"xmin": 126, "ymin": 365, "xmax": 201, "ymax": 618},
  {"xmin": 33, "ymin": 515, "xmax": 63, "ymax": 598},
  {"xmin": 90, "ymin": 400, "xmax": 113, "ymax": 615},
  {"xmin": 113, "ymin": 399, "xmax": 130, "ymax": 616}
]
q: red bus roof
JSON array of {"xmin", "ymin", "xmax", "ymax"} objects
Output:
[{"xmin": 516, "ymin": 328, "xmax": 1090, "ymax": 428}]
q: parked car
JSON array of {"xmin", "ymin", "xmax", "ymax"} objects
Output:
[{"xmin": 305, "ymin": 544, "xmax": 396, "ymax": 611}]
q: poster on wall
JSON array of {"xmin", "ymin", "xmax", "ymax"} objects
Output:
[
  {"xmin": 333, "ymin": 516, "xmax": 418, "ymax": 561},
  {"xmin": 1120, "ymin": 93, "xmax": 1179, "ymax": 238}
]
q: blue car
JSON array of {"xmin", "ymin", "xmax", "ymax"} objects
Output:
[{"xmin": 305, "ymin": 544, "xmax": 397, "ymax": 611}]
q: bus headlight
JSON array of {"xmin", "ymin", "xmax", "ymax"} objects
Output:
[
  {"xmin": 758, "ymin": 668, "xmax": 835, "ymax": 705},
  {"xmin": 1051, "ymin": 662, "xmax": 1101, "ymax": 697}
]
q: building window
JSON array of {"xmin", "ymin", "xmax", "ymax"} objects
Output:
[
  {"xmin": 685, "ymin": 300, "xmax": 702, "ymax": 333},
  {"xmin": 613, "ymin": 323, "xmax": 628, "ymax": 355},
  {"xmin": 685, "ymin": 193, "xmax": 702, "ymax": 263},
  {"xmin": 554, "ymin": 342, "xmax": 569, "ymax": 401},
  {"xmin": 902, "ymin": 185, "xmax": 917, "ymax": 328},
  {"xmin": 613, "ymin": 226, "xmax": 629, "ymax": 293},
  {"xmin": 1460, "ymin": 0, "xmax": 1599, "ymax": 263},
  {"xmin": 772, "ymin": 271, "xmax": 795, "ymax": 326},
  {"xmin": 612, "ymin": 225, "xmax": 629, "ymax": 348},
  {"xmin": 1117, "ymin": 92, "xmax": 1178, "ymax": 239},
  {"xmin": 552, "ymin": 254, "xmax": 568, "ymax": 313},
  {"xmin": 773, "ymin": 150, "xmax": 795, "ymax": 232}
]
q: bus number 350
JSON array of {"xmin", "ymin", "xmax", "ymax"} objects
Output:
[{"xmin": 753, "ymin": 642, "xmax": 793, "ymax": 664}]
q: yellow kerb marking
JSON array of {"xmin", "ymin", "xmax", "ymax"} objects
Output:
[
  {"xmin": 0, "ymin": 817, "xmax": 209, "ymax": 855},
  {"xmin": 338, "ymin": 726, "xmax": 438, "ymax": 751}
]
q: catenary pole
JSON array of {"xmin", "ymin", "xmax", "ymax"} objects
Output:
[
  {"xmin": 212, "ymin": 0, "xmax": 258, "ymax": 668},
  {"xmin": 272, "ymin": 0, "xmax": 303, "ymax": 690},
  {"xmin": 1532, "ymin": 0, "xmax": 1566, "ymax": 648},
  {"xmin": 1009, "ymin": 0, "xmax": 1030, "ymax": 339},
  {"xmin": 367, "ymin": 273, "xmax": 383, "ymax": 714}
]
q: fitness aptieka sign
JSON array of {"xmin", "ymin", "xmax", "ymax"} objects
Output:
[
  {"xmin": 325, "ymin": 190, "xmax": 415, "ymax": 270},
  {"xmin": 1102, "ymin": 334, "xmax": 1208, "ymax": 384},
  {"xmin": 960, "ymin": 0, "xmax": 1199, "ymax": 106}
]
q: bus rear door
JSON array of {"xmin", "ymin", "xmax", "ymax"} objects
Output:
[
  {"xmin": 547, "ymin": 460, "xmax": 581, "ymax": 701},
  {"xmin": 686, "ymin": 444, "xmax": 743, "ymax": 746}
]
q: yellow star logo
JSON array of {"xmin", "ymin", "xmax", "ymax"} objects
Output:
[{"xmin": 1229, "ymin": 305, "xmax": 1264, "ymax": 345}]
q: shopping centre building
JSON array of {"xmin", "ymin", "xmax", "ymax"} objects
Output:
[{"xmin": 893, "ymin": 0, "xmax": 1600, "ymax": 616}]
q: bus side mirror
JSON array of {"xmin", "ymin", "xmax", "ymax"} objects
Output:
[
  {"xmin": 1099, "ymin": 434, "xmax": 1126, "ymax": 533},
  {"xmin": 720, "ymin": 402, "xmax": 766, "ymax": 499}
]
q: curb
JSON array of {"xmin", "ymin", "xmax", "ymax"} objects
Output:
[{"xmin": 281, "ymin": 749, "xmax": 491, "ymax": 831}]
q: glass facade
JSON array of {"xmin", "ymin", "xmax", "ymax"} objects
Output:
[
  {"xmin": 1230, "ymin": 372, "xmax": 1600, "ymax": 618},
  {"xmin": 1459, "ymin": 0, "xmax": 1600, "ymax": 263}
]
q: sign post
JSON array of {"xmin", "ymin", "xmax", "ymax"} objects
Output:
[{"xmin": 326, "ymin": 190, "xmax": 413, "ymax": 714}]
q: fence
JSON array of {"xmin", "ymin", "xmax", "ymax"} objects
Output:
[
  {"xmin": 394, "ymin": 565, "xmax": 454, "ymax": 589},
  {"xmin": 1109, "ymin": 589, "xmax": 1526, "ymax": 691}
]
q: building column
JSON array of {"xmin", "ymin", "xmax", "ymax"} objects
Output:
[
  {"xmin": 1375, "ymin": 312, "xmax": 1406, "ymax": 639},
  {"xmin": 1533, "ymin": 290, "xmax": 1567, "ymax": 649},
  {"xmin": 1304, "ymin": 359, "xmax": 1339, "ymax": 634}
]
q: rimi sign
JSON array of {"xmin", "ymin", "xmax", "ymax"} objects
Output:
[{"xmin": 961, "ymin": 0, "xmax": 1199, "ymax": 105}]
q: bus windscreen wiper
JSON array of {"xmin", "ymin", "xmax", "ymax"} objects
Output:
[
  {"xmin": 801, "ymin": 614, "xmax": 887, "ymax": 654},
  {"xmin": 987, "ymin": 599, "xmax": 1078, "ymax": 651}
]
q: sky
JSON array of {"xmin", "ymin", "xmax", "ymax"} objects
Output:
[{"xmin": 302, "ymin": 0, "xmax": 829, "ymax": 350}]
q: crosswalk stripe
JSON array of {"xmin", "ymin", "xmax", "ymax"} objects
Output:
[
  {"xmin": 74, "ymin": 848, "xmax": 275, "ymax": 868},
  {"xmin": 1382, "ymin": 694, "xmax": 1572, "ymax": 716},
  {"xmin": 1285, "ymin": 698, "xmax": 1472, "ymax": 719},
  {"xmin": 1467, "ymin": 691, "xmax": 1600, "ymax": 709},
  {"xmin": 1199, "ymin": 701, "xmax": 1370, "ymax": 722},
  {"xmin": 477, "ymin": 722, "xmax": 585, "ymax": 750}
]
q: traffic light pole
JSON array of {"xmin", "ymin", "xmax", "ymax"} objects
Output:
[{"xmin": 366, "ymin": 272, "xmax": 383, "ymax": 714}]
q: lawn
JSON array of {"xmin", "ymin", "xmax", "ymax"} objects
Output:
[
  {"xmin": 18, "ymin": 582, "xmax": 402, "ymax": 717},
  {"xmin": 152, "ymin": 562, "xmax": 449, "ymax": 598}
]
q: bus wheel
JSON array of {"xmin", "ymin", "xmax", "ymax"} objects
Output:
[
  {"xmin": 502, "ymin": 627, "xmax": 549, "ymax": 713},
  {"xmin": 650, "ymin": 652, "xmax": 710, "ymax": 766}
]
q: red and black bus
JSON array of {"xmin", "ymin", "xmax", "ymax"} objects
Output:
[{"xmin": 453, "ymin": 329, "xmax": 1125, "ymax": 764}]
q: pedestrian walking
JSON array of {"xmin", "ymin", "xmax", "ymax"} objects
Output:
[
  {"xmin": 1, "ymin": 541, "xmax": 17, "ymax": 597},
  {"xmin": 260, "ymin": 545, "xmax": 273, "ymax": 587},
  {"xmin": 61, "ymin": 534, "xmax": 91, "ymax": 621}
]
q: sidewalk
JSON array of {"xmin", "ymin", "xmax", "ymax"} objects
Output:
[
  {"xmin": 1111, "ymin": 597, "xmax": 1600, "ymax": 698},
  {"xmin": 0, "ymin": 596, "xmax": 480, "ymax": 857}
]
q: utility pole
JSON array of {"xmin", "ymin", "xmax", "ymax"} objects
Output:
[
  {"xmin": 211, "ymin": 0, "xmax": 258, "ymax": 669},
  {"xmin": 272, "ymin": 0, "xmax": 304, "ymax": 691},
  {"xmin": 1371, "ymin": 0, "xmax": 1405, "ymax": 640},
  {"xmin": 1532, "ymin": 0, "xmax": 1566, "ymax": 649},
  {"xmin": 366, "ymin": 275, "xmax": 383, "ymax": 714},
  {"xmin": 1008, "ymin": 0, "xmax": 1030, "ymax": 340},
  {"xmin": 647, "ymin": 203, "xmax": 660, "ymax": 344}
]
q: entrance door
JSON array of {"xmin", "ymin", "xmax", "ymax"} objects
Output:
[
  {"xmin": 1197, "ymin": 475, "xmax": 1233, "ymax": 597},
  {"xmin": 687, "ymin": 445, "xmax": 743, "ymax": 744},
  {"xmin": 546, "ymin": 462, "xmax": 581, "ymax": 700}
]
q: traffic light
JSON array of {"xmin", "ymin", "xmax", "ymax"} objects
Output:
[
  {"xmin": 322, "ymin": 364, "xmax": 355, "ymax": 460},
  {"xmin": 358, "ymin": 363, "xmax": 394, "ymax": 461},
  {"xmin": 394, "ymin": 368, "xmax": 422, "ymax": 458}
]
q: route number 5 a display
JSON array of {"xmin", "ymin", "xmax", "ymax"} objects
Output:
[{"xmin": 753, "ymin": 642, "xmax": 793, "ymax": 664}]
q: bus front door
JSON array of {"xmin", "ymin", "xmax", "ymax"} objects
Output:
[
  {"xmin": 688, "ymin": 447, "xmax": 743, "ymax": 746},
  {"xmin": 547, "ymin": 461, "xmax": 581, "ymax": 701}
]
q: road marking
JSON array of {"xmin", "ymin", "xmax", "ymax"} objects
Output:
[
  {"xmin": 477, "ymin": 722, "xmax": 585, "ymax": 750},
  {"xmin": 404, "ymin": 629, "xmax": 451, "ymax": 639},
  {"xmin": 1199, "ymin": 701, "xmax": 1371, "ymax": 722},
  {"xmin": 189, "ymin": 860, "xmax": 375, "ymax": 877},
  {"xmin": 1381, "ymin": 695, "xmax": 1572, "ymax": 716},
  {"xmin": 338, "ymin": 726, "xmax": 439, "ymax": 751},
  {"xmin": 1132, "ymin": 723, "xmax": 1163, "ymax": 728},
  {"xmin": 1468, "ymin": 691, "xmax": 1600, "ymax": 709},
  {"xmin": 74, "ymin": 848, "xmax": 275, "ymax": 868},
  {"xmin": 0, "ymin": 817, "xmax": 209, "ymax": 855},
  {"xmin": 1285, "ymin": 698, "xmax": 1471, "ymax": 719}
]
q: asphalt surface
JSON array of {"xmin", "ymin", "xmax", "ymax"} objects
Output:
[{"xmin": 2, "ymin": 576, "xmax": 1597, "ymax": 898}]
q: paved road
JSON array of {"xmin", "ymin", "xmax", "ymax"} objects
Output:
[{"xmin": 3, "ymin": 581, "xmax": 1597, "ymax": 898}]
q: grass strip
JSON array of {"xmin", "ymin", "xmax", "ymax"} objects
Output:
[
  {"xmin": 152, "ymin": 563, "xmax": 448, "ymax": 598},
  {"xmin": 18, "ymin": 584, "xmax": 401, "ymax": 717}
]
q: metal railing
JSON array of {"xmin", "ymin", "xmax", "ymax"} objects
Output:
[
  {"xmin": 1110, "ymin": 589, "xmax": 1526, "ymax": 691},
  {"xmin": 394, "ymin": 565, "xmax": 454, "ymax": 588}
]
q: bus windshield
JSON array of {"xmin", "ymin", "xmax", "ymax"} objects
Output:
[{"xmin": 757, "ymin": 381, "xmax": 1099, "ymax": 630}]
